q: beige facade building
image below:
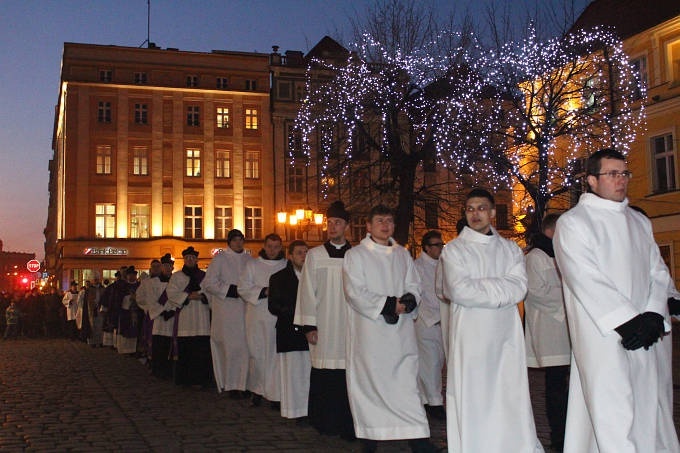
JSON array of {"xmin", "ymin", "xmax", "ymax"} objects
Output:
[{"xmin": 47, "ymin": 43, "xmax": 273, "ymax": 288}]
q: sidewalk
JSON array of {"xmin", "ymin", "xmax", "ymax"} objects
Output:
[{"xmin": 0, "ymin": 330, "xmax": 678, "ymax": 452}]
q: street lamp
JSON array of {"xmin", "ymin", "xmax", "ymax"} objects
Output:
[{"xmin": 276, "ymin": 206, "xmax": 325, "ymax": 240}]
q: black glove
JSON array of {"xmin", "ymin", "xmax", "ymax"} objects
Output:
[
  {"xmin": 615, "ymin": 315, "xmax": 645, "ymax": 350},
  {"xmin": 381, "ymin": 296, "xmax": 399, "ymax": 324},
  {"xmin": 668, "ymin": 297, "xmax": 680, "ymax": 316},
  {"xmin": 226, "ymin": 284, "xmax": 239, "ymax": 299},
  {"xmin": 639, "ymin": 311, "xmax": 664, "ymax": 350},
  {"xmin": 400, "ymin": 293, "xmax": 417, "ymax": 313},
  {"xmin": 162, "ymin": 310, "xmax": 176, "ymax": 321}
]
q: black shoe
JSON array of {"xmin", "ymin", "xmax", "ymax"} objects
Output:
[
  {"xmin": 295, "ymin": 416, "xmax": 309, "ymax": 425},
  {"xmin": 270, "ymin": 401, "xmax": 281, "ymax": 411},
  {"xmin": 425, "ymin": 404, "xmax": 446, "ymax": 420},
  {"xmin": 251, "ymin": 394, "xmax": 262, "ymax": 407}
]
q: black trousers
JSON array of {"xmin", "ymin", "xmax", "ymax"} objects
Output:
[
  {"xmin": 308, "ymin": 368, "xmax": 355, "ymax": 438},
  {"xmin": 545, "ymin": 365, "xmax": 570, "ymax": 447}
]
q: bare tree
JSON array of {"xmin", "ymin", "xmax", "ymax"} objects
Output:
[
  {"xmin": 296, "ymin": 0, "xmax": 476, "ymax": 245},
  {"xmin": 442, "ymin": 26, "xmax": 645, "ymax": 237}
]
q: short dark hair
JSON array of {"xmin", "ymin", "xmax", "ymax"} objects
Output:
[
  {"xmin": 466, "ymin": 188, "xmax": 495, "ymax": 207},
  {"xmin": 586, "ymin": 148, "xmax": 625, "ymax": 176},
  {"xmin": 421, "ymin": 230, "xmax": 442, "ymax": 248},
  {"xmin": 263, "ymin": 233, "xmax": 282, "ymax": 244},
  {"xmin": 367, "ymin": 204, "xmax": 394, "ymax": 222},
  {"xmin": 541, "ymin": 213, "xmax": 560, "ymax": 233},
  {"xmin": 150, "ymin": 259, "xmax": 161, "ymax": 265},
  {"xmin": 288, "ymin": 240, "xmax": 307, "ymax": 255}
]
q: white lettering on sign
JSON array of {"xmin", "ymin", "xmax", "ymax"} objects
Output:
[{"xmin": 83, "ymin": 247, "xmax": 129, "ymax": 256}]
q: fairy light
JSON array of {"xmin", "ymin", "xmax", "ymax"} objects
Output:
[{"xmin": 295, "ymin": 26, "xmax": 645, "ymax": 214}]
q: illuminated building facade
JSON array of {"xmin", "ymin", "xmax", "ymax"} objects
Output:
[{"xmin": 46, "ymin": 43, "xmax": 272, "ymax": 288}]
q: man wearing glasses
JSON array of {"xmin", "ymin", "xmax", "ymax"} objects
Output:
[
  {"xmin": 554, "ymin": 148, "xmax": 679, "ymax": 452},
  {"xmin": 438, "ymin": 188, "xmax": 542, "ymax": 452},
  {"xmin": 414, "ymin": 231, "xmax": 446, "ymax": 421}
]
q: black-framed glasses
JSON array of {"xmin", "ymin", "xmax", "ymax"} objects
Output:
[
  {"xmin": 427, "ymin": 243, "xmax": 444, "ymax": 248},
  {"xmin": 594, "ymin": 170, "xmax": 632, "ymax": 179}
]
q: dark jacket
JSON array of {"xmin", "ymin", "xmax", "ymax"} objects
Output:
[{"xmin": 268, "ymin": 261, "xmax": 308, "ymax": 353}]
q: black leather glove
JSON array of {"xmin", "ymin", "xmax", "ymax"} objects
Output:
[
  {"xmin": 162, "ymin": 310, "xmax": 176, "ymax": 321},
  {"xmin": 400, "ymin": 293, "xmax": 417, "ymax": 313},
  {"xmin": 639, "ymin": 311, "xmax": 664, "ymax": 350},
  {"xmin": 381, "ymin": 296, "xmax": 399, "ymax": 324},
  {"xmin": 226, "ymin": 284, "xmax": 239, "ymax": 299},
  {"xmin": 615, "ymin": 315, "xmax": 645, "ymax": 350},
  {"xmin": 668, "ymin": 297, "xmax": 680, "ymax": 316}
]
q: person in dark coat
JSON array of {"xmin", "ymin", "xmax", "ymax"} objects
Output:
[{"xmin": 268, "ymin": 240, "xmax": 309, "ymax": 420}]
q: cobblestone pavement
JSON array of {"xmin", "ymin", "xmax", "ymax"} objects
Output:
[{"xmin": 1, "ymin": 327, "xmax": 679, "ymax": 452}]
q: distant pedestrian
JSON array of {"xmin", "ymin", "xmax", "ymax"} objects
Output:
[
  {"xmin": 4, "ymin": 301, "xmax": 19, "ymax": 339},
  {"xmin": 62, "ymin": 281, "xmax": 79, "ymax": 340}
]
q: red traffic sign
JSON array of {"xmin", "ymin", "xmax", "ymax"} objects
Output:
[{"xmin": 26, "ymin": 259, "xmax": 41, "ymax": 273}]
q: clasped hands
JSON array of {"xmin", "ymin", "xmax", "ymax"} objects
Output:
[
  {"xmin": 615, "ymin": 312, "xmax": 665, "ymax": 351},
  {"xmin": 381, "ymin": 293, "xmax": 417, "ymax": 324}
]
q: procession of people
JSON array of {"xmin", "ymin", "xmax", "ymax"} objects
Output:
[{"xmin": 3, "ymin": 149, "xmax": 680, "ymax": 452}]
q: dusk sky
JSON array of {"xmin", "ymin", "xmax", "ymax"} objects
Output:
[{"xmin": 0, "ymin": 0, "xmax": 589, "ymax": 260}]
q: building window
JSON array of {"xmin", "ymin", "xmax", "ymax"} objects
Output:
[
  {"xmin": 186, "ymin": 75, "xmax": 199, "ymax": 87},
  {"xmin": 99, "ymin": 69, "xmax": 112, "ymax": 83},
  {"xmin": 246, "ymin": 79, "xmax": 257, "ymax": 91},
  {"xmin": 97, "ymin": 101, "xmax": 111, "ymax": 123},
  {"xmin": 288, "ymin": 165, "xmax": 305, "ymax": 193},
  {"xmin": 187, "ymin": 106, "xmax": 200, "ymax": 126},
  {"xmin": 133, "ymin": 72, "xmax": 147, "ymax": 84},
  {"xmin": 667, "ymin": 38, "xmax": 680, "ymax": 83},
  {"xmin": 215, "ymin": 206, "xmax": 233, "ymax": 239},
  {"xmin": 630, "ymin": 56, "xmax": 647, "ymax": 100},
  {"xmin": 215, "ymin": 150, "xmax": 231, "ymax": 178},
  {"xmin": 95, "ymin": 203, "xmax": 116, "ymax": 238},
  {"xmin": 130, "ymin": 204, "xmax": 150, "ymax": 238},
  {"xmin": 277, "ymin": 81, "xmax": 292, "ymax": 100},
  {"xmin": 582, "ymin": 77, "xmax": 597, "ymax": 113},
  {"xmin": 186, "ymin": 148, "xmax": 201, "ymax": 177},
  {"xmin": 650, "ymin": 133, "xmax": 676, "ymax": 193},
  {"xmin": 133, "ymin": 103, "xmax": 148, "ymax": 125},
  {"xmin": 216, "ymin": 77, "xmax": 229, "ymax": 89},
  {"xmin": 245, "ymin": 206, "xmax": 263, "ymax": 239},
  {"xmin": 352, "ymin": 216, "xmax": 367, "ymax": 242},
  {"xmin": 132, "ymin": 147, "xmax": 148, "ymax": 176},
  {"xmin": 495, "ymin": 204, "xmax": 509, "ymax": 230},
  {"xmin": 287, "ymin": 124, "xmax": 303, "ymax": 158},
  {"xmin": 184, "ymin": 206, "xmax": 203, "ymax": 239},
  {"xmin": 216, "ymin": 107, "xmax": 230, "ymax": 129},
  {"xmin": 245, "ymin": 151, "xmax": 260, "ymax": 179},
  {"xmin": 96, "ymin": 145, "xmax": 112, "ymax": 175},
  {"xmin": 245, "ymin": 108, "xmax": 258, "ymax": 130}
]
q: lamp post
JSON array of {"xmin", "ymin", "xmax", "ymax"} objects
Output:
[{"xmin": 276, "ymin": 206, "xmax": 325, "ymax": 241}]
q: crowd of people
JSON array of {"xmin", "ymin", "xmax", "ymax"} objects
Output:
[{"xmin": 4, "ymin": 148, "xmax": 680, "ymax": 453}]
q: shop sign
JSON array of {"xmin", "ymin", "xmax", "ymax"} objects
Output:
[{"xmin": 83, "ymin": 247, "xmax": 129, "ymax": 256}]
